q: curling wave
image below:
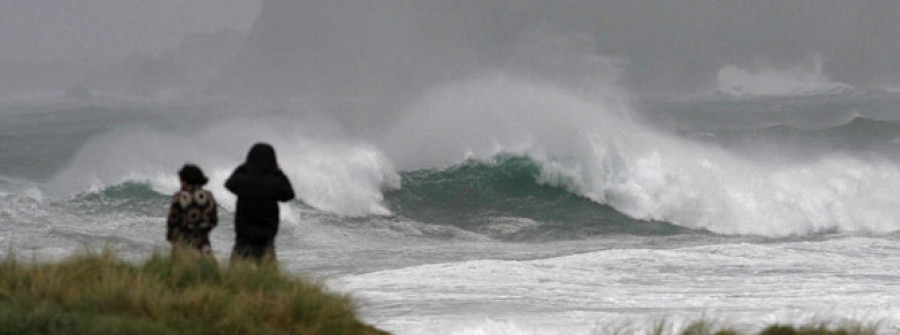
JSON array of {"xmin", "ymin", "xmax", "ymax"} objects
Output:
[{"xmin": 385, "ymin": 74, "xmax": 900, "ymax": 237}]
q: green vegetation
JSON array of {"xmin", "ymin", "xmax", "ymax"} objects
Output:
[
  {"xmin": 0, "ymin": 249, "xmax": 387, "ymax": 335},
  {"xmin": 0, "ymin": 248, "xmax": 881, "ymax": 335},
  {"xmin": 756, "ymin": 324, "xmax": 876, "ymax": 335},
  {"xmin": 660, "ymin": 320, "xmax": 877, "ymax": 335}
]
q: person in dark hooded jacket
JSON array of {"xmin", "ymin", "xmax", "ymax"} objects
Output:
[{"xmin": 225, "ymin": 143, "xmax": 295, "ymax": 263}]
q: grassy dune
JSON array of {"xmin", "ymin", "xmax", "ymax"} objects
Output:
[
  {"xmin": 0, "ymin": 249, "xmax": 387, "ymax": 335},
  {"xmin": 0, "ymin": 249, "xmax": 879, "ymax": 335}
]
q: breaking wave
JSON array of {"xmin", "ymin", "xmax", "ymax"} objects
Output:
[
  {"xmin": 46, "ymin": 116, "xmax": 400, "ymax": 217},
  {"xmin": 383, "ymin": 74, "xmax": 900, "ymax": 237},
  {"xmin": 386, "ymin": 156, "xmax": 685, "ymax": 240},
  {"xmin": 24, "ymin": 73, "xmax": 900, "ymax": 238}
]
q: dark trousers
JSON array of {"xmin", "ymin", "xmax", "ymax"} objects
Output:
[{"xmin": 230, "ymin": 235, "xmax": 276, "ymax": 263}]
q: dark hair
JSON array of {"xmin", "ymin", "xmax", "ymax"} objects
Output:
[
  {"xmin": 178, "ymin": 164, "xmax": 208, "ymax": 186},
  {"xmin": 245, "ymin": 142, "xmax": 278, "ymax": 174}
]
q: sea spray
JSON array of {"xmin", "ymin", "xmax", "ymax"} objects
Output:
[
  {"xmin": 47, "ymin": 115, "xmax": 400, "ymax": 217},
  {"xmin": 385, "ymin": 73, "xmax": 900, "ymax": 236},
  {"xmin": 715, "ymin": 54, "xmax": 852, "ymax": 97}
]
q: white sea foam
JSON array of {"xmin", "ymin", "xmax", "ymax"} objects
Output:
[
  {"xmin": 538, "ymin": 136, "xmax": 900, "ymax": 236},
  {"xmin": 336, "ymin": 238, "xmax": 900, "ymax": 335},
  {"xmin": 47, "ymin": 115, "xmax": 400, "ymax": 217},
  {"xmin": 387, "ymin": 73, "xmax": 900, "ymax": 236}
]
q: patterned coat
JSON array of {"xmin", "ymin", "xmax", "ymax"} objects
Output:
[{"xmin": 167, "ymin": 185, "xmax": 218, "ymax": 251}]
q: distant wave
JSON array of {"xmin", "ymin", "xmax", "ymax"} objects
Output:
[
  {"xmin": 0, "ymin": 174, "xmax": 36, "ymax": 193},
  {"xmin": 691, "ymin": 116, "xmax": 900, "ymax": 157},
  {"xmin": 827, "ymin": 116, "xmax": 900, "ymax": 132},
  {"xmin": 83, "ymin": 182, "xmax": 168, "ymax": 201},
  {"xmin": 715, "ymin": 54, "xmax": 852, "ymax": 97}
]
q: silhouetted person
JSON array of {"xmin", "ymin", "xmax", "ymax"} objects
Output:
[
  {"xmin": 226, "ymin": 143, "xmax": 295, "ymax": 263},
  {"xmin": 167, "ymin": 164, "xmax": 218, "ymax": 256}
]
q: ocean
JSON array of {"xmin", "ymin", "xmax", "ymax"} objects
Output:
[{"xmin": 2, "ymin": 79, "xmax": 900, "ymax": 334}]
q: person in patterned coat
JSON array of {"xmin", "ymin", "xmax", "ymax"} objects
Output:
[{"xmin": 167, "ymin": 164, "xmax": 218, "ymax": 256}]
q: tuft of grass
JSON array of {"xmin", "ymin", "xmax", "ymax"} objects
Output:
[
  {"xmin": 680, "ymin": 320, "xmax": 740, "ymax": 335},
  {"xmin": 758, "ymin": 323, "xmax": 877, "ymax": 335},
  {"xmin": 643, "ymin": 319, "xmax": 877, "ymax": 335},
  {"xmin": 675, "ymin": 321, "xmax": 876, "ymax": 335},
  {"xmin": 0, "ymin": 248, "xmax": 388, "ymax": 335}
]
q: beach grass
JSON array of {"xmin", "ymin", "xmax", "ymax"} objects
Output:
[
  {"xmin": 0, "ymin": 248, "xmax": 387, "ymax": 335},
  {"xmin": 667, "ymin": 320, "xmax": 877, "ymax": 335}
]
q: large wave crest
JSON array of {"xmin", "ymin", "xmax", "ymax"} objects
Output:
[{"xmin": 385, "ymin": 73, "xmax": 900, "ymax": 236}]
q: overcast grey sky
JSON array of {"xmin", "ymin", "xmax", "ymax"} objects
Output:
[
  {"xmin": 0, "ymin": 0, "xmax": 261, "ymax": 62},
  {"xmin": 3, "ymin": 0, "xmax": 899, "ymax": 99},
  {"xmin": 219, "ymin": 0, "xmax": 900, "ymax": 100}
]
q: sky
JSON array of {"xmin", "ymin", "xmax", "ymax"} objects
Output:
[
  {"xmin": 0, "ymin": 0, "xmax": 262, "ymax": 62},
  {"xmin": 221, "ymin": 0, "xmax": 900, "ymax": 100},
  {"xmin": 2, "ymin": 0, "xmax": 899, "ymax": 99}
]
